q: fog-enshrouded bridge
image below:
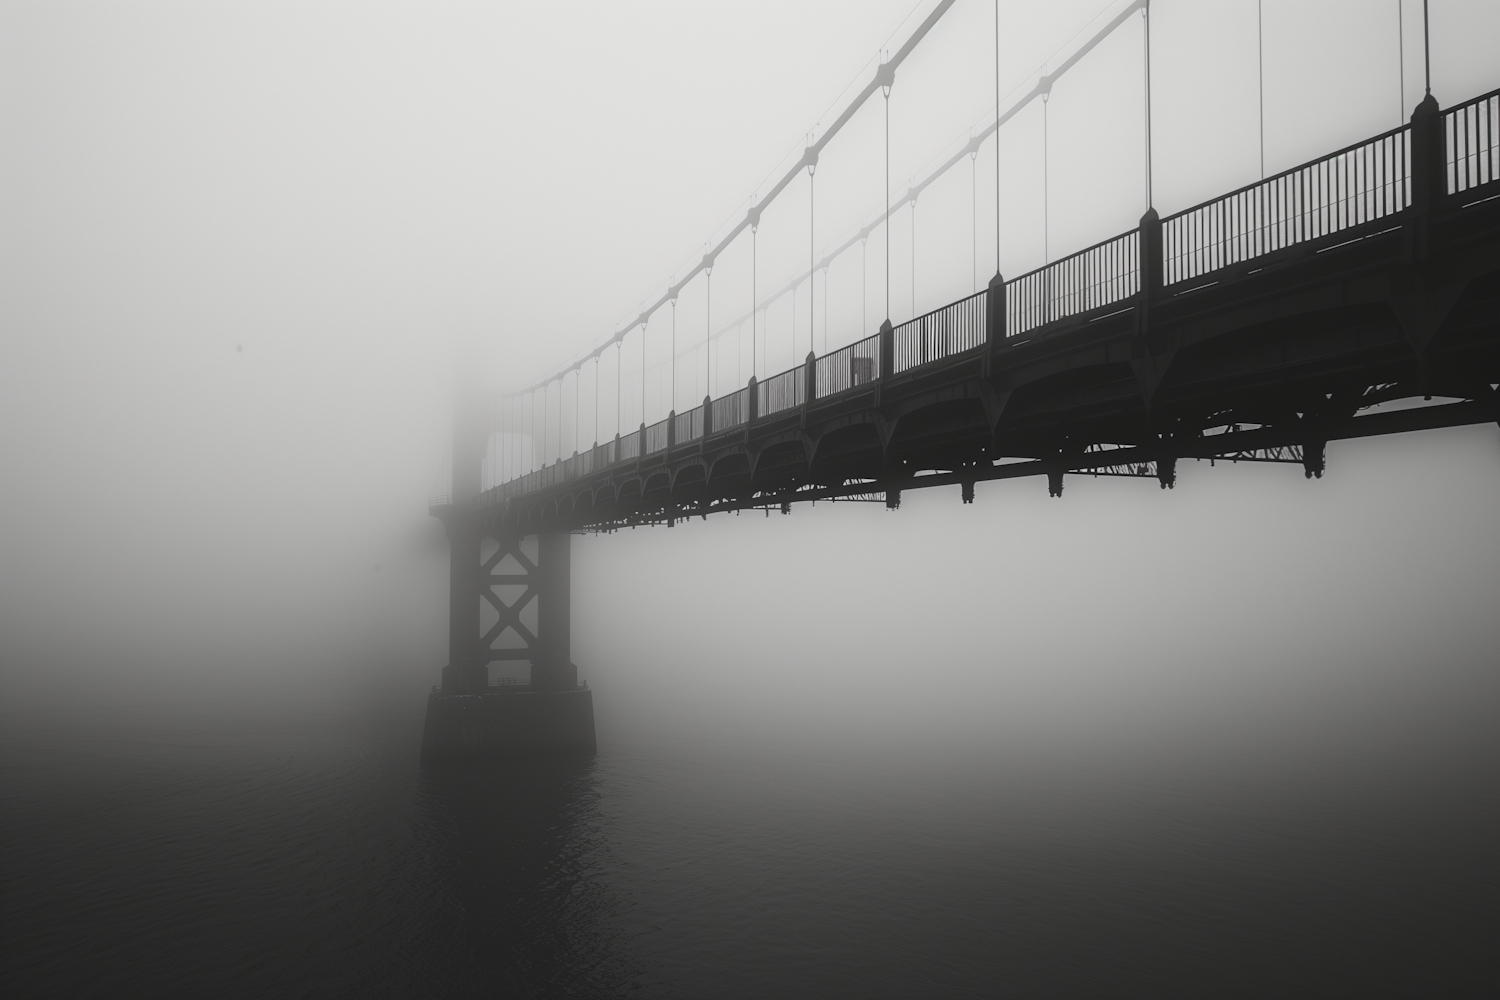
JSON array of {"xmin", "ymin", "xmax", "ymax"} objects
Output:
[{"xmin": 422, "ymin": 0, "xmax": 1500, "ymax": 760}]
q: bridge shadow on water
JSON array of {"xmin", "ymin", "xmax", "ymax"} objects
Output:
[{"xmin": 402, "ymin": 757, "xmax": 643, "ymax": 999}]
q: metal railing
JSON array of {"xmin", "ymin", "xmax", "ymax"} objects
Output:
[
  {"xmin": 645, "ymin": 417, "xmax": 669, "ymax": 454},
  {"xmin": 815, "ymin": 332, "xmax": 881, "ymax": 398},
  {"xmin": 675, "ymin": 405, "xmax": 704, "ymax": 443},
  {"xmin": 619, "ymin": 429, "xmax": 640, "ymax": 461},
  {"xmin": 1448, "ymin": 88, "xmax": 1499, "ymax": 196},
  {"xmin": 1163, "ymin": 124, "xmax": 1411, "ymax": 286},
  {"xmin": 1007, "ymin": 230, "xmax": 1139, "ymax": 336},
  {"xmin": 428, "ymin": 494, "xmax": 451, "ymax": 511},
  {"xmin": 711, "ymin": 388, "xmax": 749, "ymax": 431},
  {"xmin": 757, "ymin": 364, "xmax": 805, "ymax": 416},
  {"xmin": 892, "ymin": 291, "xmax": 986, "ymax": 374}
]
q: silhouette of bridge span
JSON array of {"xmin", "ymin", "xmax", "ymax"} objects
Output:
[
  {"xmin": 454, "ymin": 88, "xmax": 1498, "ymax": 524},
  {"xmin": 422, "ymin": 5, "xmax": 1499, "ymax": 759}
]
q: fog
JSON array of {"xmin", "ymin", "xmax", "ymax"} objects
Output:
[{"xmin": 2, "ymin": 0, "xmax": 1498, "ymax": 768}]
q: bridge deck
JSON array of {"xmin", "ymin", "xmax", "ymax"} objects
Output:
[{"xmin": 441, "ymin": 90, "xmax": 1500, "ymax": 535}]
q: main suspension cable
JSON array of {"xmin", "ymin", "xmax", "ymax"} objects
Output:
[
  {"xmin": 510, "ymin": 0, "xmax": 959, "ymax": 397},
  {"xmin": 511, "ymin": 0, "xmax": 1156, "ymax": 401}
]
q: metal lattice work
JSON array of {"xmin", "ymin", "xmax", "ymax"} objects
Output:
[
  {"xmin": 1199, "ymin": 444, "xmax": 1305, "ymax": 466},
  {"xmin": 1082, "ymin": 444, "xmax": 1157, "ymax": 478},
  {"xmin": 478, "ymin": 536, "xmax": 538, "ymax": 666}
]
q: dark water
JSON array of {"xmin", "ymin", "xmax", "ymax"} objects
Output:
[{"xmin": 3, "ymin": 687, "xmax": 1497, "ymax": 999}]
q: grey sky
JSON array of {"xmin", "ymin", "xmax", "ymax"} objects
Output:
[{"xmin": 2, "ymin": 1, "xmax": 1496, "ymax": 743}]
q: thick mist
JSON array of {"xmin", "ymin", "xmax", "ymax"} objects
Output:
[
  {"xmin": 577, "ymin": 429, "xmax": 1500, "ymax": 763},
  {"xmin": 2, "ymin": 0, "xmax": 1498, "ymax": 753}
]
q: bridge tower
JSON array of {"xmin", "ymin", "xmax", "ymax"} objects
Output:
[{"xmin": 421, "ymin": 385, "xmax": 596, "ymax": 763}]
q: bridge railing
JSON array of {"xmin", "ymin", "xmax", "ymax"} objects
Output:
[
  {"xmin": 758, "ymin": 363, "xmax": 805, "ymax": 416},
  {"xmin": 815, "ymin": 332, "xmax": 881, "ymax": 398},
  {"xmin": 1163, "ymin": 123, "xmax": 1411, "ymax": 286},
  {"xmin": 678, "ymin": 405, "xmax": 705, "ymax": 443},
  {"xmin": 645, "ymin": 417, "xmax": 669, "ymax": 454},
  {"xmin": 1447, "ymin": 88, "xmax": 1499, "ymax": 197},
  {"xmin": 1007, "ymin": 230, "xmax": 1140, "ymax": 336},
  {"xmin": 892, "ymin": 290, "xmax": 986, "ymax": 374},
  {"xmin": 619, "ymin": 428, "xmax": 640, "ymax": 462},
  {"xmin": 712, "ymin": 387, "xmax": 749, "ymax": 431}
]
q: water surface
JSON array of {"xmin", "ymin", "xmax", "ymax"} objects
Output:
[{"xmin": 3, "ymin": 677, "xmax": 1496, "ymax": 998}]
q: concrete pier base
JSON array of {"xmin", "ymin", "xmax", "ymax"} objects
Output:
[{"xmin": 420, "ymin": 683, "xmax": 597, "ymax": 763}]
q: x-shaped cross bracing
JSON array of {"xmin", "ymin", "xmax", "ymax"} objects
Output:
[{"xmin": 479, "ymin": 536, "xmax": 539, "ymax": 661}]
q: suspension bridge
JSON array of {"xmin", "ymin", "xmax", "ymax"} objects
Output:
[{"xmin": 422, "ymin": 0, "xmax": 1499, "ymax": 760}]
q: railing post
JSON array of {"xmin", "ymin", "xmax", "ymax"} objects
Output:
[
  {"xmin": 804, "ymin": 351, "xmax": 817, "ymax": 407},
  {"xmin": 702, "ymin": 394, "xmax": 713, "ymax": 437},
  {"xmin": 1406, "ymin": 94, "xmax": 1443, "ymax": 263},
  {"xmin": 984, "ymin": 272, "xmax": 1006, "ymax": 352},
  {"xmin": 667, "ymin": 409, "xmax": 676, "ymax": 451},
  {"xmin": 879, "ymin": 319, "xmax": 894, "ymax": 380},
  {"xmin": 1137, "ymin": 208, "xmax": 1162, "ymax": 336},
  {"xmin": 747, "ymin": 375, "xmax": 758, "ymax": 424}
]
